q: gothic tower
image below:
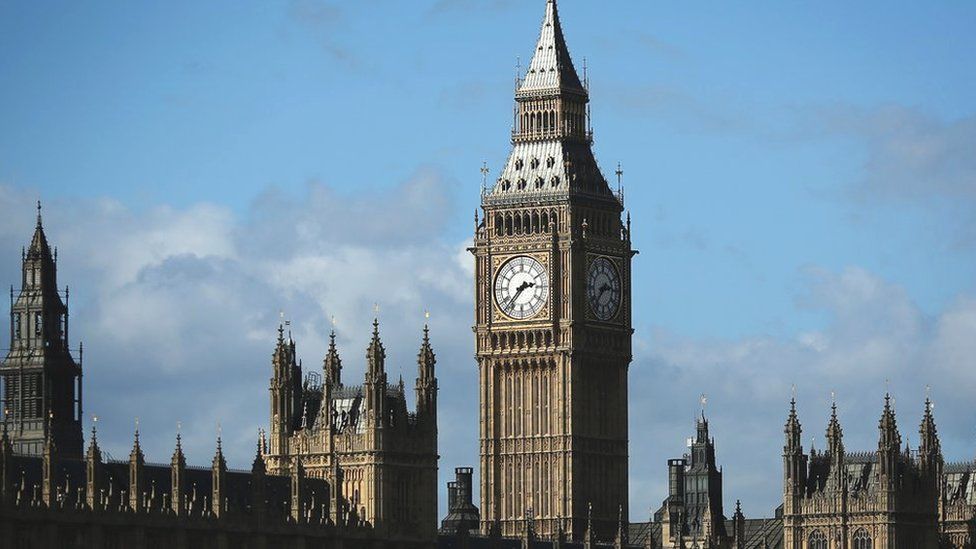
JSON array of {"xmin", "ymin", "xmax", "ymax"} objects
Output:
[
  {"xmin": 472, "ymin": 0, "xmax": 633, "ymax": 539},
  {"xmin": 1, "ymin": 204, "xmax": 83, "ymax": 459}
]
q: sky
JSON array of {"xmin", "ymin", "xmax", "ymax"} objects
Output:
[{"xmin": 2, "ymin": 0, "xmax": 976, "ymax": 522}]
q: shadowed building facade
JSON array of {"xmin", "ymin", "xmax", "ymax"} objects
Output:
[
  {"xmin": 0, "ymin": 205, "xmax": 83, "ymax": 460},
  {"xmin": 472, "ymin": 0, "xmax": 634, "ymax": 540}
]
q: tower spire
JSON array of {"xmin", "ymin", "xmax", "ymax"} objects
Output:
[
  {"xmin": 324, "ymin": 319, "xmax": 342, "ymax": 388},
  {"xmin": 518, "ymin": 0, "xmax": 585, "ymax": 95}
]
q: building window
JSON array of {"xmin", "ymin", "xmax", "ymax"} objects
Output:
[
  {"xmin": 13, "ymin": 313, "xmax": 21, "ymax": 339},
  {"xmin": 809, "ymin": 531, "xmax": 827, "ymax": 549},
  {"xmin": 853, "ymin": 529, "xmax": 872, "ymax": 549},
  {"xmin": 34, "ymin": 312, "xmax": 42, "ymax": 336}
]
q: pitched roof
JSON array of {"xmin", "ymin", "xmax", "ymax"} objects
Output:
[{"xmin": 518, "ymin": 0, "xmax": 585, "ymax": 96}]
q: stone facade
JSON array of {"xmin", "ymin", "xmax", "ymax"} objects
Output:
[
  {"xmin": 782, "ymin": 396, "xmax": 948, "ymax": 548},
  {"xmin": 262, "ymin": 317, "xmax": 439, "ymax": 541},
  {"xmin": 472, "ymin": 0, "xmax": 634, "ymax": 540}
]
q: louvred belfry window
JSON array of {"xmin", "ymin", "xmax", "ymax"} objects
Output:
[{"xmin": 13, "ymin": 313, "xmax": 21, "ymax": 339}]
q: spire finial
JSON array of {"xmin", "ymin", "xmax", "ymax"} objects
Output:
[
  {"xmin": 615, "ymin": 162, "xmax": 624, "ymax": 194},
  {"xmin": 36, "ymin": 200, "xmax": 43, "ymax": 227},
  {"xmin": 481, "ymin": 162, "xmax": 490, "ymax": 195},
  {"xmin": 700, "ymin": 393, "xmax": 708, "ymax": 417},
  {"xmin": 176, "ymin": 421, "xmax": 183, "ymax": 449},
  {"xmin": 91, "ymin": 414, "xmax": 98, "ymax": 442}
]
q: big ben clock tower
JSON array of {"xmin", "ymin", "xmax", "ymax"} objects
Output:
[{"xmin": 472, "ymin": 0, "xmax": 634, "ymax": 541}]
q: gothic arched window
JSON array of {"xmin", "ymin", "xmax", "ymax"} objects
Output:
[
  {"xmin": 13, "ymin": 313, "xmax": 21, "ymax": 339},
  {"xmin": 853, "ymin": 528, "xmax": 872, "ymax": 549},
  {"xmin": 34, "ymin": 312, "xmax": 42, "ymax": 337},
  {"xmin": 809, "ymin": 531, "xmax": 827, "ymax": 549}
]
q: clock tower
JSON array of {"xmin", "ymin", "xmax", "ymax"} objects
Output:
[{"xmin": 472, "ymin": 0, "xmax": 634, "ymax": 541}]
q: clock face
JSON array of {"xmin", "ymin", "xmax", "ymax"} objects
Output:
[
  {"xmin": 587, "ymin": 257, "xmax": 621, "ymax": 321},
  {"xmin": 494, "ymin": 256, "xmax": 549, "ymax": 320}
]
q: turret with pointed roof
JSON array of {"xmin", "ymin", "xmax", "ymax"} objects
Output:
[
  {"xmin": 1, "ymin": 204, "xmax": 83, "ymax": 459},
  {"xmin": 171, "ymin": 431, "xmax": 187, "ymax": 515},
  {"xmin": 416, "ymin": 322, "xmax": 437, "ymax": 426},
  {"xmin": 324, "ymin": 328, "xmax": 342, "ymax": 389},
  {"xmin": 919, "ymin": 397, "xmax": 942, "ymax": 472}
]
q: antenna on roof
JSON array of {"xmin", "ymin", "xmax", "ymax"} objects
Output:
[{"xmin": 481, "ymin": 162, "xmax": 490, "ymax": 196}]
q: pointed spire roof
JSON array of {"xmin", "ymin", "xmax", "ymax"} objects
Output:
[
  {"xmin": 129, "ymin": 420, "xmax": 144, "ymax": 464},
  {"xmin": 826, "ymin": 400, "xmax": 843, "ymax": 456},
  {"xmin": 27, "ymin": 200, "xmax": 53, "ymax": 260},
  {"xmin": 879, "ymin": 392, "xmax": 901, "ymax": 450},
  {"xmin": 417, "ymin": 321, "xmax": 436, "ymax": 378},
  {"xmin": 86, "ymin": 418, "xmax": 102, "ymax": 463},
  {"xmin": 172, "ymin": 430, "xmax": 186, "ymax": 467},
  {"xmin": 212, "ymin": 433, "xmax": 226, "ymax": 471},
  {"xmin": 252, "ymin": 430, "xmax": 266, "ymax": 474},
  {"xmin": 366, "ymin": 317, "xmax": 386, "ymax": 372},
  {"xmin": 518, "ymin": 0, "xmax": 586, "ymax": 96},
  {"xmin": 324, "ymin": 326, "xmax": 342, "ymax": 387},
  {"xmin": 919, "ymin": 396, "xmax": 941, "ymax": 460},
  {"xmin": 785, "ymin": 397, "xmax": 802, "ymax": 450}
]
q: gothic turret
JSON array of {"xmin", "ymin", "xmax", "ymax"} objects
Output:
[
  {"xmin": 212, "ymin": 434, "xmax": 228, "ymax": 517},
  {"xmin": 171, "ymin": 431, "xmax": 187, "ymax": 515},
  {"xmin": 41, "ymin": 415, "xmax": 57, "ymax": 508},
  {"xmin": 85, "ymin": 421, "xmax": 103, "ymax": 510},
  {"xmin": 2, "ymin": 204, "xmax": 83, "ymax": 458},
  {"xmin": 364, "ymin": 318, "xmax": 387, "ymax": 424},
  {"xmin": 129, "ymin": 425, "xmax": 145, "ymax": 512},
  {"xmin": 270, "ymin": 323, "xmax": 301, "ymax": 455},
  {"xmin": 826, "ymin": 401, "xmax": 844, "ymax": 466},
  {"xmin": 878, "ymin": 393, "xmax": 902, "ymax": 484},
  {"xmin": 415, "ymin": 322, "xmax": 437, "ymax": 426},
  {"xmin": 324, "ymin": 328, "xmax": 342, "ymax": 389},
  {"xmin": 919, "ymin": 397, "xmax": 942, "ymax": 472},
  {"xmin": 783, "ymin": 397, "xmax": 806, "ymax": 495}
]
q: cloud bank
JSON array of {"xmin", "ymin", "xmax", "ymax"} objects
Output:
[{"xmin": 2, "ymin": 174, "xmax": 975, "ymax": 520}]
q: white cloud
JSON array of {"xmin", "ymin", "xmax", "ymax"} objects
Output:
[
  {"xmin": 632, "ymin": 266, "xmax": 976, "ymax": 518},
  {"xmin": 0, "ymin": 173, "xmax": 476, "ymax": 518},
  {"xmin": 3, "ymin": 181, "xmax": 975, "ymax": 523}
]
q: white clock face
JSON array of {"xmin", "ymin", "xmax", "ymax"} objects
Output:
[
  {"xmin": 587, "ymin": 257, "xmax": 621, "ymax": 321},
  {"xmin": 494, "ymin": 256, "xmax": 549, "ymax": 320}
]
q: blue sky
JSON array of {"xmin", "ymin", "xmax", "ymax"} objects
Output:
[{"xmin": 2, "ymin": 0, "xmax": 976, "ymax": 521}]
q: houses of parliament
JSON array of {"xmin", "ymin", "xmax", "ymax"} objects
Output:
[{"xmin": 1, "ymin": 1, "xmax": 975, "ymax": 548}]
